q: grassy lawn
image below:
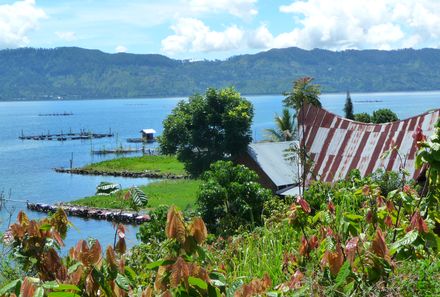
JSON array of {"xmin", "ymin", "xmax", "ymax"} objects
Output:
[
  {"xmin": 69, "ymin": 179, "xmax": 201, "ymax": 211},
  {"xmin": 82, "ymin": 155, "xmax": 186, "ymax": 175}
]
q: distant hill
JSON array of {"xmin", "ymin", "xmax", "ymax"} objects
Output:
[{"xmin": 1, "ymin": 47, "xmax": 440, "ymax": 100}]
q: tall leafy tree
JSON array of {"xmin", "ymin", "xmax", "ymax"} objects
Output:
[
  {"xmin": 344, "ymin": 91, "xmax": 354, "ymax": 119},
  {"xmin": 264, "ymin": 108, "xmax": 296, "ymax": 142},
  {"xmin": 159, "ymin": 87, "xmax": 254, "ymax": 176}
]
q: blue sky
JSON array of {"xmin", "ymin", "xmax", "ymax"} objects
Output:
[{"xmin": 1, "ymin": 0, "xmax": 440, "ymax": 60}]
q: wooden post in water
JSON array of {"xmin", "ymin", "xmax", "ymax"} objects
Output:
[{"xmin": 70, "ymin": 152, "xmax": 74, "ymax": 169}]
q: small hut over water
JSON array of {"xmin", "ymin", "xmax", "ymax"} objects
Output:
[{"xmin": 141, "ymin": 129, "xmax": 156, "ymax": 142}]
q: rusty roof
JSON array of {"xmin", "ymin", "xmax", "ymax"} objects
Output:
[{"xmin": 298, "ymin": 103, "xmax": 440, "ymax": 183}]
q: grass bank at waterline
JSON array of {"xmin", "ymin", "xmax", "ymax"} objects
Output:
[
  {"xmin": 56, "ymin": 155, "xmax": 188, "ymax": 178},
  {"xmin": 70, "ymin": 179, "xmax": 201, "ymax": 211}
]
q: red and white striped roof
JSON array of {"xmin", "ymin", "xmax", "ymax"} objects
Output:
[{"xmin": 298, "ymin": 103, "xmax": 440, "ymax": 183}]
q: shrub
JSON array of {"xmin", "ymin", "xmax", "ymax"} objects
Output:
[
  {"xmin": 354, "ymin": 112, "xmax": 371, "ymax": 123},
  {"xmin": 197, "ymin": 160, "xmax": 274, "ymax": 236},
  {"xmin": 137, "ymin": 205, "xmax": 168, "ymax": 244},
  {"xmin": 372, "ymin": 108, "xmax": 399, "ymax": 123}
]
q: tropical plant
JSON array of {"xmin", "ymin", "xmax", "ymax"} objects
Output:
[
  {"xmin": 283, "ymin": 77, "xmax": 322, "ymax": 195},
  {"xmin": 95, "ymin": 182, "xmax": 121, "ymax": 196},
  {"xmin": 124, "ymin": 186, "xmax": 148, "ymax": 210},
  {"xmin": 159, "ymin": 87, "xmax": 254, "ymax": 176},
  {"xmin": 264, "ymin": 108, "xmax": 296, "ymax": 142},
  {"xmin": 197, "ymin": 160, "xmax": 274, "ymax": 236},
  {"xmin": 343, "ymin": 91, "xmax": 354, "ymax": 120}
]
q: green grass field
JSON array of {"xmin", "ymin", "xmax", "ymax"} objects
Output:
[
  {"xmin": 70, "ymin": 179, "xmax": 201, "ymax": 210},
  {"xmin": 82, "ymin": 155, "xmax": 186, "ymax": 175}
]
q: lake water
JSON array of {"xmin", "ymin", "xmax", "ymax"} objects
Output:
[{"xmin": 1, "ymin": 90, "xmax": 439, "ymax": 248}]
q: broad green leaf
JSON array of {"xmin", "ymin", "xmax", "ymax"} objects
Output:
[
  {"xmin": 67, "ymin": 262, "xmax": 81, "ymax": 274},
  {"xmin": 54, "ymin": 284, "xmax": 81, "ymax": 292},
  {"xmin": 188, "ymin": 277, "xmax": 208, "ymax": 290},
  {"xmin": 34, "ymin": 287, "xmax": 44, "ymax": 297},
  {"xmin": 42, "ymin": 281, "xmax": 59, "ymax": 289},
  {"xmin": 0, "ymin": 279, "xmax": 21, "ymax": 295},
  {"xmin": 48, "ymin": 292, "xmax": 81, "ymax": 297},
  {"xmin": 145, "ymin": 259, "xmax": 174, "ymax": 269},
  {"xmin": 391, "ymin": 230, "xmax": 419, "ymax": 254},
  {"xmin": 116, "ymin": 273, "xmax": 130, "ymax": 291},
  {"xmin": 335, "ymin": 261, "xmax": 351, "ymax": 287}
]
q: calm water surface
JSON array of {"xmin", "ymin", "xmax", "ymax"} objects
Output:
[{"xmin": 0, "ymin": 91, "xmax": 439, "ymax": 248}]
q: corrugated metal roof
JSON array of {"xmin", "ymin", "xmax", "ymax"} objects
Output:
[
  {"xmin": 298, "ymin": 103, "xmax": 440, "ymax": 183},
  {"xmin": 248, "ymin": 141, "xmax": 299, "ymax": 188},
  {"xmin": 141, "ymin": 129, "xmax": 156, "ymax": 134}
]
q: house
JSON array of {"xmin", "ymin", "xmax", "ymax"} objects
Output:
[
  {"xmin": 238, "ymin": 104, "xmax": 440, "ymax": 198},
  {"xmin": 298, "ymin": 103, "xmax": 440, "ymax": 183},
  {"xmin": 140, "ymin": 129, "xmax": 156, "ymax": 142},
  {"xmin": 236, "ymin": 141, "xmax": 300, "ymax": 196}
]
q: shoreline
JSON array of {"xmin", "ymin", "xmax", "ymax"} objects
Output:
[
  {"xmin": 26, "ymin": 202, "xmax": 150, "ymax": 225},
  {"xmin": 54, "ymin": 167, "xmax": 189, "ymax": 179}
]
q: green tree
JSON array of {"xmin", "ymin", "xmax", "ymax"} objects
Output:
[
  {"xmin": 344, "ymin": 91, "xmax": 354, "ymax": 119},
  {"xmin": 159, "ymin": 87, "xmax": 254, "ymax": 176},
  {"xmin": 283, "ymin": 77, "xmax": 321, "ymax": 195},
  {"xmin": 354, "ymin": 112, "xmax": 372, "ymax": 123},
  {"xmin": 372, "ymin": 108, "xmax": 399, "ymax": 123},
  {"xmin": 197, "ymin": 160, "xmax": 274, "ymax": 236},
  {"xmin": 264, "ymin": 108, "xmax": 296, "ymax": 141}
]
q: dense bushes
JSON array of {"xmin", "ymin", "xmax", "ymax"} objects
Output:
[{"xmin": 197, "ymin": 160, "xmax": 274, "ymax": 236}]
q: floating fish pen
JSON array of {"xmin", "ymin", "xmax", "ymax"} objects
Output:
[
  {"xmin": 26, "ymin": 202, "xmax": 151, "ymax": 224},
  {"xmin": 91, "ymin": 147, "xmax": 143, "ymax": 155},
  {"xmin": 38, "ymin": 112, "xmax": 74, "ymax": 116},
  {"xmin": 19, "ymin": 129, "xmax": 114, "ymax": 141}
]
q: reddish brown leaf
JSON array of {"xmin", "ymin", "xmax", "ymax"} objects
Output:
[
  {"xmin": 189, "ymin": 217, "xmax": 208, "ymax": 244},
  {"xmin": 234, "ymin": 273, "xmax": 272, "ymax": 297},
  {"xmin": 371, "ymin": 228, "xmax": 389, "ymax": 260},
  {"xmin": 384, "ymin": 215, "xmax": 393, "ymax": 228},
  {"xmin": 327, "ymin": 201, "xmax": 335, "ymax": 214},
  {"xmin": 170, "ymin": 257, "xmax": 190, "ymax": 289},
  {"xmin": 296, "ymin": 196, "xmax": 311, "ymax": 213},
  {"xmin": 345, "ymin": 237, "xmax": 359, "ymax": 264},
  {"xmin": 328, "ymin": 244, "xmax": 344, "ymax": 276},
  {"xmin": 408, "ymin": 211, "xmax": 429, "ymax": 233},
  {"xmin": 165, "ymin": 206, "xmax": 186, "ymax": 243},
  {"xmin": 20, "ymin": 278, "xmax": 36, "ymax": 297}
]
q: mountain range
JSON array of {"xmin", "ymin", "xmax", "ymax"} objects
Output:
[{"xmin": 1, "ymin": 46, "xmax": 440, "ymax": 100}]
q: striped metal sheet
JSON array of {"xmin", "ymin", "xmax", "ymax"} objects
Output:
[{"xmin": 298, "ymin": 103, "xmax": 440, "ymax": 183}]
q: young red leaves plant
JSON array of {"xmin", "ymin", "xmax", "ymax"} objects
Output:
[
  {"xmin": 407, "ymin": 211, "xmax": 429, "ymax": 233},
  {"xmin": 234, "ymin": 273, "xmax": 272, "ymax": 297},
  {"xmin": 165, "ymin": 206, "xmax": 186, "ymax": 244}
]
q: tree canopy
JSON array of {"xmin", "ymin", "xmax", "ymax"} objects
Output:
[
  {"xmin": 372, "ymin": 108, "xmax": 399, "ymax": 123},
  {"xmin": 159, "ymin": 87, "xmax": 254, "ymax": 176}
]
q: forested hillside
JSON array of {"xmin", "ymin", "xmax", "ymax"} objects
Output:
[{"xmin": 1, "ymin": 47, "xmax": 440, "ymax": 100}]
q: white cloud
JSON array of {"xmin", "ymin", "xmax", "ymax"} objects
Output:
[
  {"xmin": 274, "ymin": 0, "xmax": 440, "ymax": 50},
  {"xmin": 55, "ymin": 31, "xmax": 76, "ymax": 42},
  {"xmin": 186, "ymin": 0, "xmax": 258, "ymax": 19},
  {"xmin": 115, "ymin": 45, "xmax": 128, "ymax": 53},
  {"xmin": 0, "ymin": 0, "xmax": 46, "ymax": 48},
  {"xmin": 161, "ymin": 18, "xmax": 245, "ymax": 54}
]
